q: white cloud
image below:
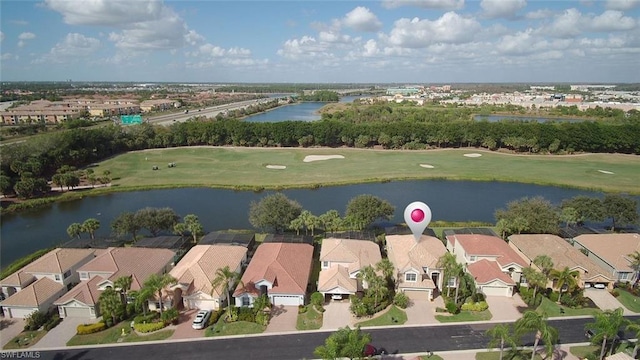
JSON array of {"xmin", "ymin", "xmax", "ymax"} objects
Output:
[
  {"xmin": 381, "ymin": 12, "xmax": 482, "ymax": 48},
  {"xmin": 541, "ymin": 8, "xmax": 637, "ymax": 38},
  {"xmin": 1, "ymin": 53, "xmax": 16, "ymax": 60},
  {"xmin": 543, "ymin": 8, "xmax": 586, "ymax": 38},
  {"xmin": 34, "ymin": 33, "xmax": 101, "ymax": 64},
  {"xmin": 18, "ymin": 32, "xmax": 36, "ymax": 40},
  {"xmin": 0, "ymin": 31, "xmax": 4, "ymax": 43},
  {"xmin": 525, "ymin": 8, "xmax": 554, "ymax": 19},
  {"xmin": 381, "ymin": 0, "xmax": 464, "ymax": 10},
  {"xmin": 342, "ymin": 7, "xmax": 382, "ymax": 32},
  {"xmin": 605, "ymin": 0, "xmax": 640, "ymax": 10},
  {"xmin": 480, "ymin": 0, "xmax": 526, "ymax": 19},
  {"xmin": 590, "ymin": 10, "xmax": 637, "ymax": 31}
]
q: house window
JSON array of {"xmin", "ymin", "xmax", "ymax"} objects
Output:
[
  {"xmin": 322, "ymin": 261, "xmax": 329, "ymax": 268},
  {"xmin": 405, "ymin": 273, "xmax": 417, "ymax": 282},
  {"xmin": 63, "ymin": 270, "xmax": 72, "ymax": 279},
  {"xmin": 80, "ymin": 272, "xmax": 88, "ymax": 280},
  {"xmin": 469, "ymin": 256, "xmax": 477, "ymax": 261},
  {"xmin": 242, "ymin": 296, "xmax": 250, "ymax": 306},
  {"xmin": 447, "ymin": 276, "xmax": 456, "ymax": 287},
  {"xmin": 520, "ymin": 276, "xmax": 528, "ymax": 285},
  {"xmin": 54, "ymin": 274, "xmax": 61, "ymax": 281},
  {"xmin": 619, "ymin": 272, "xmax": 630, "ymax": 280}
]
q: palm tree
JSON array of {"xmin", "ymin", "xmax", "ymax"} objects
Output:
[
  {"xmin": 549, "ymin": 267, "xmax": 579, "ymax": 303},
  {"xmin": 628, "ymin": 251, "xmax": 640, "ymax": 288},
  {"xmin": 133, "ymin": 287, "xmax": 154, "ymax": 316},
  {"xmin": 211, "ymin": 266, "xmax": 243, "ymax": 321},
  {"xmin": 67, "ymin": 223, "xmax": 83, "ymax": 240},
  {"xmin": 533, "ymin": 255, "xmax": 554, "ymax": 279},
  {"xmin": 114, "ymin": 275, "xmax": 133, "ymax": 308},
  {"xmin": 451, "ymin": 262, "xmax": 465, "ymax": 304},
  {"xmin": 522, "ymin": 267, "xmax": 547, "ymax": 301},
  {"xmin": 99, "ymin": 287, "xmax": 124, "ymax": 325},
  {"xmin": 142, "ymin": 273, "xmax": 177, "ymax": 318},
  {"xmin": 585, "ymin": 307, "xmax": 627, "ymax": 360},
  {"xmin": 183, "ymin": 214, "xmax": 204, "ymax": 244},
  {"xmin": 515, "ymin": 311, "xmax": 558, "ymax": 360},
  {"xmin": 82, "ymin": 218, "xmax": 100, "ymax": 240},
  {"xmin": 486, "ymin": 324, "xmax": 517, "ymax": 360},
  {"xmin": 358, "ymin": 265, "xmax": 387, "ymax": 309},
  {"xmin": 437, "ymin": 252, "xmax": 458, "ymax": 297},
  {"xmin": 626, "ymin": 319, "xmax": 640, "ymax": 358},
  {"xmin": 376, "ymin": 259, "xmax": 395, "ymax": 285}
]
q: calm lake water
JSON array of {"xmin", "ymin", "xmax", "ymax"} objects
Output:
[
  {"xmin": 0, "ymin": 180, "xmax": 613, "ymax": 267},
  {"xmin": 244, "ymin": 96, "xmax": 360, "ymax": 123}
]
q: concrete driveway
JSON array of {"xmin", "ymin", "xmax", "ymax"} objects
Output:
[
  {"xmin": 404, "ymin": 292, "xmax": 443, "ymax": 325},
  {"xmin": 321, "ymin": 300, "xmax": 353, "ymax": 330},
  {"xmin": 170, "ymin": 309, "xmax": 208, "ymax": 340},
  {"xmin": 484, "ymin": 295, "xmax": 526, "ymax": 321},
  {"xmin": 31, "ymin": 316, "xmax": 89, "ymax": 349},
  {"xmin": 265, "ymin": 305, "xmax": 298, "ymax": 333},
  {"xmin": 0, "ymin": 317, "xmax": 25, "ymax": 348},
  {"xmin": 585, "ymin": 288, "xmax": 635, "ymax": 315}
]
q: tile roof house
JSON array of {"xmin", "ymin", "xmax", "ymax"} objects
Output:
[
  {"xmin": 0, "ymin": 248, "xmax": 96, "ymax": 318},
  {"xmin": 385, "ymin": 235, "xmax": 447, "ymax": 301},
  {"xmin": 317, "ymin": 238, "xmax": 382, "ymax": 301},
  {"xmin": 446, "ymin": 234, "xmax": 528, "ymax": 297},
  {"xmin": 54, "ymin": 247, "xmax": 175, "ymax": 318},
  {"xmin": 573, "ymin": 233, "xmax": 640, "ymax": 284},
  {"xmin": 168, "ymin": 245, "xmax": 247, "ymax": 311},
  {"xmin": 233, "ymin": 243, "xmax": 313, "ymax": 307},
  {"xmin": 509, "ymin": 234, "xmax": 615, "ymax": 289}
]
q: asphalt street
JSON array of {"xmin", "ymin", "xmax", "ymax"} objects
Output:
[{"xmin": 29, "ymin": 316, "xmax": 640, "ymax": 360}]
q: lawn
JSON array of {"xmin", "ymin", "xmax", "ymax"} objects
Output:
[
  {"xmin": 205, "ymin": 320, "xmax": 266, "ymax": 337},
  {"xmin": 614, "ymin": 289, "xmax": 640, "ymax": 313},
  {"xmin": 356, "ymin": 305, "xmax": 407, "ymax": 327},
  {"xmin": 536, "ymin": 297, "xmax": 601, "ymax": 317},
  {"xmin": 435, "ymin": 310, "xmax": 492, "ymax": 323},
  {"xmin": 95, "ymin": 147, "xmax": 640, "ymax": 194},
  {"xmin": 476, "ymin": 350, "xmax": 545, "ymax": 360},
  {"xmin": 569, "ymin": 345, "xmax": 600, "ymax": 358},
  {"xmin": 2, "ymin": 330, "xmax": 47, "ymax": 350},
  {"xmin": 419, "ymin": 354, "xmax": 444, "ymax": 360},
  {"xmin": 296, "ymin": 306, "xmax": 323, "ymax": 330},
  {"xmin": 66, "ymin": 321, "xmax": 173, "ymax": 346}
]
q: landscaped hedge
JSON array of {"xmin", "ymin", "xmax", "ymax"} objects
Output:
[
  {"xmin": 77, "ymin": 322, "xmax": 106, "ymax": 335},
  {"xmin": 134, "ymin": 312, "xmax": 160, "ymax": 324},
  {"xmin": 133, "ymin": 322, "xmax": 166, "ymax": 333},
  {"xmin": 461, "ymin": 301, "xmax": 488, "ymax": 312}
]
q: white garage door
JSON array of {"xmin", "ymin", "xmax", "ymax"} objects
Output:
[
  {"xmin": 481, "ymin": 286, "xmax": 508, "ymax": 297},
  {"xmin": 189, "ymin": 299, "xmax": 218, "ymax": 311},
  {"xmin": 271, "ymin": 295, "xmax": 302, "ymax": 306},
  {"xmin": 6, "ymin": 307, "xmax": 37, "ymax": 319},
  {"xmin": 404, "ymin": 290, "xmax": 430, "ymax": 301},
  {"xmin": 62, "ymin": 306, "xmax": 92, "ymax": 318}
]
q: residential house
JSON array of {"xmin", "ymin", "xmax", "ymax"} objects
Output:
[
  {"xmin": 446, "ymin": 234, "xmax": 527, "ymax": 297},
  {"xmin": 385, "ymin": 234, "xmax": 447, "ymax": 301},
  {"xmin": 573, "ymin": 233, "xmax": 640, "ymax": 284},
  {"xmin": 168, "ymin": 245, "xmax": 247, "ymax": 311},
  {"xmin": 317, "ymin": 238, "xmax": 382, "ymax": 301},
  {"xmin": 0, "ymin": 248, "xmax": 96, "ymax": 318},
  {"xmin": 54, "ymin": 247, "xmax": 175, "ymax": 318},
  {"xmin": 233, "ymin": 243, "xmax": 313, "ymax": 307},
  {"xmin": 509, "ymin": 234, "xmax": 615, "ymax": 290}
]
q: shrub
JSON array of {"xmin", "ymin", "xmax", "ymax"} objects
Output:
[
  {"xmin": 134, "ymin": 312, "xmax": 160, "ymax": 324},
  {"xmin": 472, "ymin": 293, "xmax": 486, "ymax": 302},
  {"xmin": 134, "ymin": 322, "xmax": 165, "ymax": 333},
  {"xmin": 255, "ymin": 311, "xmax": 269, "ymax": 326},
  {"xmin": 393, "ymin": 292, "xmax": 410, "ymax": 309},
  {"xmin": 77, "ymin": 322, "xmax": 106, "ymax": 335},
  {"xmin": 44, "ymin": 314, "xmax": 62, "ymax": 331},
  {"xmin": 209, "ymin": 310, "xmax": 222, "ymax": 326},
  {"xmin": 611, "ymin": 289, "xmax": 620, "ymax": 297},
  {"xmin": 549, "ymin": 291, "xmax": 560, "ymax": 303},
  {"xmin": 298, "ymin": 305, "xmax": 308, "ymax": 314},
  {"xmin": 310, "ymin": 292, "xmax": 324, "ymax": 307},
  {"xmin": 161, "ymin": 308, "xmax": 179, "ymax": 325},
  {"xmin": 237, "ymin": 307, "xmax": 255, "ymax": 322},
  {"xmin": 350, "ymin": 297, "xmax": 368, "ymax": 318},
  {"xmin": 445, "ymin": 301, "xmax": 459, "ymax": 314},
  {"xmin": 461, "ymin": 301, "xmax": 489, "ymax": 312},
  {"xmin": 24, "ymin": 310, "xmax": 48, "ymax": 331},
  {"xmin": 435, "ymin": 307, "xmax": 447, "ymax": 313}
]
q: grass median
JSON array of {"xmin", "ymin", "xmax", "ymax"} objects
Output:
[{"xmin": 95, "ymin": 147, "xmax": 640, "ymax": 194}]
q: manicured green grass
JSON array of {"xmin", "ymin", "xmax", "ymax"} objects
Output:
[
  {"xmin": 614, "ymin": 289, "xmax": 640, "ymax": 313},
  {"xmin": 569, "ymin": 345, "xmax": 600, "ymax": 358},
  {"xmin": 476, "ymin": 350, "xmax": 544, "ymax": 360},
  {"xmin": 435, "ymin": 310, "xmax": 492, "ymax": 323},
  {"xmin": 95, "ymin": 147, "xmax": 640, "ymax": 194},
  {"xmin": 536, "ymin": 297, "xmax": 601, "ymax": 317},
  {"xmin": 296, "ymin": 306, "xmax": 323, "ymax": 330},
  {"xmin": 419, "ymin": 354, "xmax": 444, "ymax": 360},
  {"xmin": 205, "ymin": 320, "xmax": 265, "ymax": 337},
  {"xmin": 122, "ymin": 329, "xmax": 174, "ymax": 343},
  {"xmin": 2, "ymin": 330, "xmax": 47, "ymax": 349},
  {"xmin": 66, "ymin": 320, "xmax": 172, "ymax": 346},
  {"xmin": 356, "ymin": 305, "xmax": 407, "ymax": 327}
]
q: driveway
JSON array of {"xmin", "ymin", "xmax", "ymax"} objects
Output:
[
  {"xmin": 404, "ymin": 292, "xmax": 442, "ymax": 325},
  {"xmin": 265, "ymin": 305, "xmax": 298, "ymax": 333},
  {"xmin": 485, "ymin": 295, "xmax": 526, "ymax": 321},
  {"xmin": 585, "ymin": 288, "xmax": 635, "ymax": 315},
  {"xmin": 31, "ymin": 316, "xmax": 89, "ymax": 349},
  {"xmin": 170, "ymin": 309, "xmax": 208, "ymax": 340},
  {"xmin": 321, "ymin": 300, "xmax": 353, "ymax": 330},
  {"xmin": 0, "ymin": 317, "xmax": 25, "ymax": 348}
]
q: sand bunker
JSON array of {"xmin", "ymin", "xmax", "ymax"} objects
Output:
[
  {"xmin": 598, "ymin": 170, "xmax": 614, "ymax": 174},
  {"xmin": 303, "ymin": 155, "xmax": 345, "ymax": 163},
  {"xmin": 419, "ymin": 164, "xmax": 435, "ymax": 168},
  {"xmin": 464, "ymin": 153, "xmax": 482, "ymax": 158},
  {"xmin": 266, "ymin": 165, "xmax": 286, "ymax": 170}
]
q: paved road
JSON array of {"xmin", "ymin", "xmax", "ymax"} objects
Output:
[
  {"xmin": 147, "ymin": 98, "xmax": 276, "ymax": 125},
  {"xmin": 28, "ymin": 316, "xmax": 640, "ymax": 360}
]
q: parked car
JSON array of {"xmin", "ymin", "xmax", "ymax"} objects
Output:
[
  {"xmin": 364, "ymin": 344, "xmax": 388, "ymax": 357},
  {"xmin": 192, "ymin": 310, "xmax": 211, "ymax": 330}
]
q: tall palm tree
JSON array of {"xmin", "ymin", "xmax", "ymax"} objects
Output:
[
  {"xmin": 522, "ymin": 267, "xmax": 547, "ymax": 301},
  {"xmin": 626, "ymin": 319, "xmax": 640, "ymax": 358},
  {"xmin": 376, "ymin": 259, "xmax": 395, "ymax": 285},
  {"xmin": 142, "ymin": 273, "xmax": 177, "ymax": 318},
  {"xmin": 585, "ymin": 307, "xmax": 627, "ymax": 360},
  {"xmin": 99, "ymin": 287, "xmax": 124, "ymax": 325},
  {"xmin": 437, "ymin": 252, "xmax": 458, "ymax": 297},
  {"xmin": 515, "ymin": 311, "xmax": 558, "ymax": 360},
  {"xmin": 533, "ymin": 255, "xmax": 554, "ymax": 279},
  {"xmin": 451, "ymin": 262, "xmax": 465, "ymax": 304},
  {"xmin": 486, "ymin": 324, "xmax": 517, "ymax": 360},
  {"xmin": 114, "ymin": 275, "xmax": 133, "ymax": 309},
  {"xmin": 358, "ymin": 265, "xmax": 387, "ymax": 309},
  {"xmin": 549, "ymin": 267, "xmax": 579, "ymax": 303},
  {"xmin": 82, "ymin": 218, "xmax": 100, "ymax": 240},
  {"xmin": 628, "ymin": 251, "xmax": 640, "ymax": 288},
  {"xmin": 211, "ymin": 266, "xmax": 243, "ymax": 320},
  {"xmin": 66, "ymin": 223, "xmax": 83, "ymax": 240}
]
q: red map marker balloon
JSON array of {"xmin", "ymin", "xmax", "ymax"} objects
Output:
[{"xmin": 404, "ymin": 201, "xmax": 432, "ymax": 241}]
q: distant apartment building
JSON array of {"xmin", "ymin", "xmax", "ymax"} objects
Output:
[
  {"xmin": 140, "ymin": 99, "xmax": 179, "ymax": 112},
  {"xmin": 386, "ymin": 87, "xmax": 421, "ymax": 96},
  {"xmin": 570, "ymin": 85, "xmax": 616, "ymax": 91}
]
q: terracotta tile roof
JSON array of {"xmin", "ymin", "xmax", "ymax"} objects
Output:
[
  {"xmin": 170, "ymin": 245, "xmax": 247, "ymax": 297},
  {"xmin": 467, "ymin": 259, "xmax": 515, "ymax": 285},
  {"xmin": 234, "ymin": 243, "xmax": 313, "ymax": 297},
  {"xmin": 574, "ymin": 234, "xmax": 640, "ymax": 272},
  {"xmin": 318, "ymin": 265, "xmax": 357, "ymax": 293},
  {"xmin": 319, "ymin": 238, "xmax": 381, "ymax": 274},
  {"xmin": 0, "ymin": 248, "xmax": 95, "ymax": 287},
  {"xmin": 0, "ymin": 277, "xmax": 64, "ymax": 307},
  {"xmin": 78, "ymin": 247, "xmax": 175, "ymax": 290},
  {"xmin": 54, "ymin": 276, "xmax": 104, "ymax": 306},
  {"xmin": 386, "ymin": 235, "xmax": 447, "ymax": 273},
  {"xmin": 509, "ymin": 234, "xmax": 614, "ymax": 281},
  {"xmin": 451, "ymin": 234, "xmax": 527, "ymax": 268}
]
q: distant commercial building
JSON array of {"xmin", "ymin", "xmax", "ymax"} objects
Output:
[
  {"xmin": 386, "ymin": 87, "xmax": 421, "ymax": 96},
  {"xmin": 570, "ymin": 85, "xmax": 616, "ymax": 91}
]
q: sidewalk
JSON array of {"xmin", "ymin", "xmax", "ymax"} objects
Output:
[{"xmin": 395, "ymin": 344, "xmax": 582, "ymax": 360}]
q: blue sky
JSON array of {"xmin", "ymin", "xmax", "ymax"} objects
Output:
[{"xmin": 1, "ymin": 0, "xmax": 640, "ymax": 83}]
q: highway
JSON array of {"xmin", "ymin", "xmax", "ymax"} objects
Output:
[
  {"xmin": 147, "ymin": 98, "xmax": 277, "ymax": 126},
  {"xmin": 32, "ymin": 316, "xmax": 640, "ymax": 360}
]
